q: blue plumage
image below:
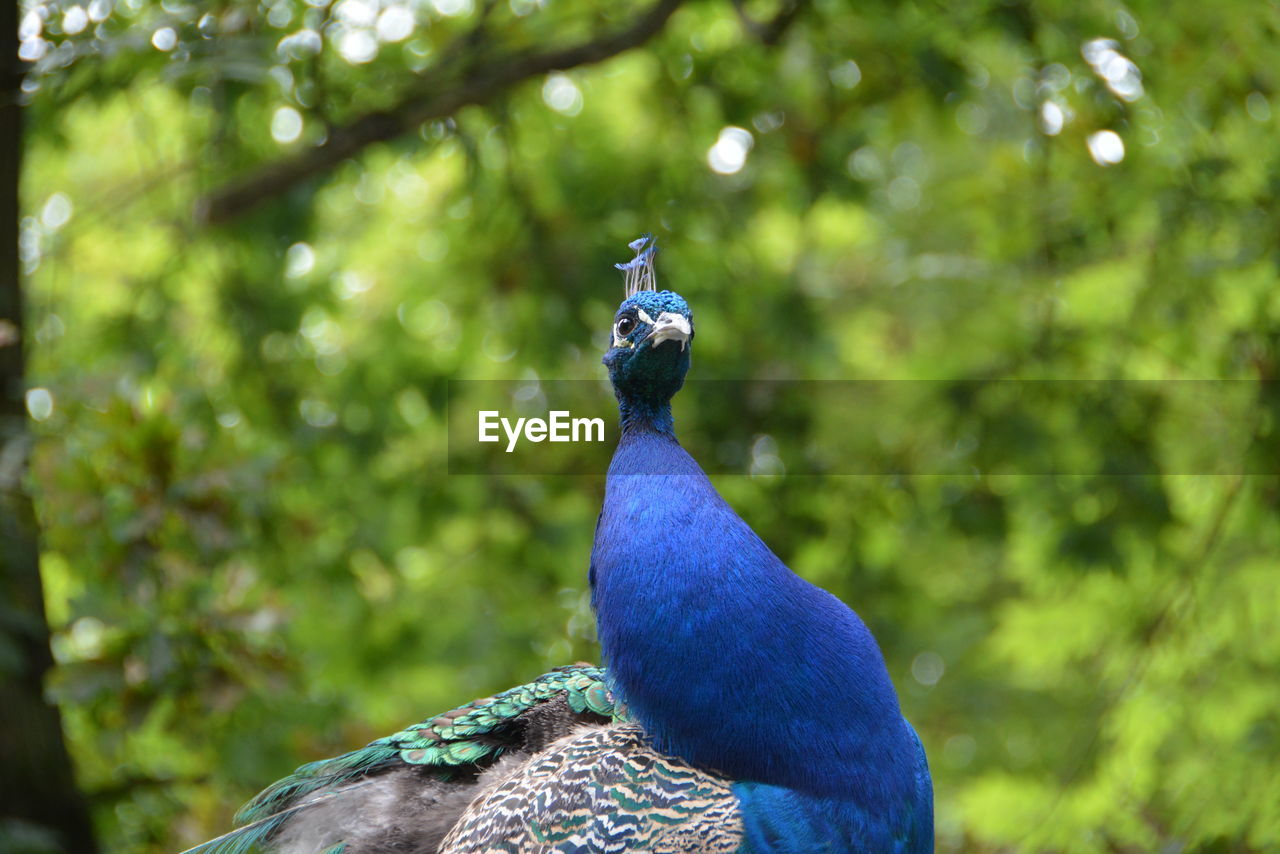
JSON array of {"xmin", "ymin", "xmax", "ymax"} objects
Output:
[
  {"xmin": 592, "ymin": 238, "xmax": 932, "ymax": 851},
  {"xmin": 186, "ymin": 237, "xmax": 931, "ymax": 853}
]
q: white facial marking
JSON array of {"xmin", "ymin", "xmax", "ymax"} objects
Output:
[
  {"xmin": 648, "ymin": 311, "xmax": 692, "ymax": 351},
  {"xmin": 636, "ymin": 308, "xmax": 656, "ymax": 326}
]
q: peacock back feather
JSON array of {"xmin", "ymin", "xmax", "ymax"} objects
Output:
[
  {"xmin": 183, "ymin": 664, "xmax": 614, "ymax": 854},
  {"xmin": 439, "ymin": 724, "xmax": 742, "ymax": 853}
]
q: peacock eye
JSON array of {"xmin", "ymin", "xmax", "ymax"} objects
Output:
[{"xmin": 615, "ymin": 316, "xmax": 636, "ymax": 337}]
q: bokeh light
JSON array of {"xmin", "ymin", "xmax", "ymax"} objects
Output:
[
  {"xmin": 271, "ymin": 106, "xmax": 304, "ymax": 144},
  {"xmin": 707, "ymin": 126, "xmax": 753, "ymax": 175},
  {"xmin": 1087, "ymin": 129, "xmax": 1126, "ymax": 165}
]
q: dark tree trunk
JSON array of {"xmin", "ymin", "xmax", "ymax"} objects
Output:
[{"xmin": 0, "ymin": 3, "xmax": 99, "ymax": 850}]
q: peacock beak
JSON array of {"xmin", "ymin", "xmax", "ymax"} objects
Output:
[{"xmin": 647, "ymin": 312, "xmax": 692, "ymax": 352}]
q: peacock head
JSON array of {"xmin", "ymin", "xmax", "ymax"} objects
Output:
[{"xmin": 602, "ymin": 237, "xmax": 694, "ymax": 417}]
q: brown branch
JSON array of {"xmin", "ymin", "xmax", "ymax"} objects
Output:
[
  {"xmin": 730, "ymin": 0, "xmax": 808, "ymax": 46},
  {"xmin": 196, "ymin": 0, "xmax": 684, "ymax": 226}
]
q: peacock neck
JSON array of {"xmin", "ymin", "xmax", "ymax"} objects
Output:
[{"xmin": 617, "ymin": 398, "xmax": 675, "ymax": 437}]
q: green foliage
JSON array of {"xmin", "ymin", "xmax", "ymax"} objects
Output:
[{"xmin": 18, "ymin": 0, "xmax": 1280, "ymax": 851}]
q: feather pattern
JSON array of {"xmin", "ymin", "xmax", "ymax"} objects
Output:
[{"xmin": 439, "ymin": 724, "xmax": 742, "ymax": 853}]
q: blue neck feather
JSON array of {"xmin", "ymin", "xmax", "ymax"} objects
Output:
[
  {"xmin": 591, "ymin": 393, "xmax": 932, "ymax": 852},
  {"xmin": 617, "ymin": 400, "xmax": 674, "ymax": 436}
]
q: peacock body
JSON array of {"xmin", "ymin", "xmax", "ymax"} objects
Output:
[{"xmin": 187, "ymin": 237, "xmax": 932, "ymax": 854}]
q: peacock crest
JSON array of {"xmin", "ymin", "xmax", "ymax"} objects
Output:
[{"xmin": 615, "ymin": 234, "xmax": 658, "ymax": 297}]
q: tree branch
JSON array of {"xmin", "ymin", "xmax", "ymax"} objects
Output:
[
  {"xmin": 196, "ymin": 0, "xmax": 684, "ymax": 226},
  {"xmin": 730, "ymin": 0, "xmax": 808, "ymax": 46}
]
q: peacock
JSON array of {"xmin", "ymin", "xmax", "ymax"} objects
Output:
[{"xmin": 186, "ymin": 236, "xmax": 933, "ymax": 854}]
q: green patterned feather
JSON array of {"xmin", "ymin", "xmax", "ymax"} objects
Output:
[{"xmin": 182, "ymin": 664, "xmax": 614, "ymax": 854}]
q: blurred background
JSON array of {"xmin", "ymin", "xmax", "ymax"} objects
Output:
[{"xmin": 4, "ymin": 0, "xmax": 1279, "ymax": 851}]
